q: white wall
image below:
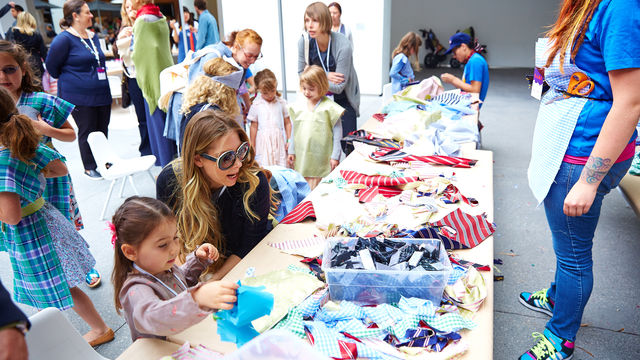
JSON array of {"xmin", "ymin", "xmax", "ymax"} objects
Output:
[
  {"xmin": 390, "ymin": 0, "xmax": 559, "ymax": 69},
  {"xmin": 220, "ymin": 0, "xmax": 389, "ymax": 95}
]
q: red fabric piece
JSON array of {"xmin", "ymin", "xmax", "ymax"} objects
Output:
[
  {"xmin": 431, "ymin": 208, "xmax": 496, "ymax": 249},
  {"xmin": 340, "ymin": 170, "xmax": 420, "ymax": 186},
  {"xmin": 440, "ymin": 184, "xmax": 478, "ymax": 206},
  {"xmin": 370, "ymin": 148, "xmax": 477, "ymax": 168},
  {"xmin": 448, "ymin": 254, "xmax": 491, "ymax": 271},
  {"xmin": 136, "ymin": 4, "xmax": 163, "ymax": 18},
  {"xmin": 279, "ymin": 201, "xmax": 316, "ymax": 224},
  {"xmin": 356, "ymin": 186, "xmax": 403, "ymax": 203},
  {"xmin": 372, "ymin": 113, "xmax": 386, "ymax": 122},
  {"xmin": 336, "ymin": 339, "xmax": 358, "ymax": 359}
]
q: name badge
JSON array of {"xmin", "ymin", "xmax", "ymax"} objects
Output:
[
  {"xmin": 531, "ymin": 67, "xmax": 544, "ymax": 100},
  {"xmin": 97, "ymin": 67, "xmax": 107, "ymax": 80}
]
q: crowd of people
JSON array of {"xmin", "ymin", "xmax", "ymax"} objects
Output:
[{"xmin": 0, "ymin": 1, "xmax": 638, "ymax": 360}]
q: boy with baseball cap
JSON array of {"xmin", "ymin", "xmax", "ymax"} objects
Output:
[{"xmin": 441, "ymin": 32, "xmax": 489, "ymax": 108}]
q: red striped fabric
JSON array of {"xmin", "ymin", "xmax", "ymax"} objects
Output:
[
  {"xmin": 440, "ymin": 184, "xmax": 478, "ymax": 206},
  {"xmin": 370, "ymin": 148, "xmax": 477, "ymax": 168},
  {"xmin": 279, "ymin": 201, "xmax": 316, "ymax": 224},
  {"xmin": 431, "ymin": 208, "xmax": 496, "ymax": 249},
  {"xmin": 340, "ymin": 170, "xmax": 420, "ymax": 186},
  {"xmin": 337, "ymin": 339, "xmax": 358, "ymax": 359},
  {"xmin": 356, "ymin": 186, "xmax": 403, "ymax": 203}
]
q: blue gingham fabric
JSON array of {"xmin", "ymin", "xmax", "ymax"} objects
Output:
[{"xmin": 528, "ymin": 38, "xmax": 589, "ymax": 204}]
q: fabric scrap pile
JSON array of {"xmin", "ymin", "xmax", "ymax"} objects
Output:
[{"xmin": 275, "ymin": 288, "xmax": 482, "ymax": 360}]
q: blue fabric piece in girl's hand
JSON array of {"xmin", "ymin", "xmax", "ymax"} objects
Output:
[{"xmin": 216, "ymin": 282, "xmax": 275, "ymax": 346}]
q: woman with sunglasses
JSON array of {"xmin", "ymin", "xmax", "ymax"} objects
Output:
[{"xmin": 156, "ymin": 110, "xmax": 274, "ymax": 280}]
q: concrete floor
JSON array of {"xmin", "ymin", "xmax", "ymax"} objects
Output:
[{"xmin": 1, "ymin": 68, "xmax": 638, "ymax": 359}]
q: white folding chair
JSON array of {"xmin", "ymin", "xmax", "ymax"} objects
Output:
[
  {"xmin": 25, "ymin": 307, "xmax": 108, "ymax": 360},
  {"xmin": 108, "ymin": 75, "xmax": 122, "ymax": 105},
  {"xmin": 87, "ymin": 131, "xmax": 157, "ymax": 220},
  {"xmin": 382, "ymin": 82, "xmax": 393, "ymax": 105}
]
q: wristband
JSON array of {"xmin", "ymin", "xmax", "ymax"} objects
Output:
[{"xmin": 0, "ymin": 321, "xmax": 28, "ymax": 335}]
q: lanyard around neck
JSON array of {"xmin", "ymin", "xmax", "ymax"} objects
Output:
[
  {"xmin": 68, "ymin": 28, "xmax": 100, "ymax": 67},
  {"xmin": 132, "ymin": 263, "xmax": 187, "ymax": 297},
  {"xmin": 315, "ymin": 35, "xmax": 331, "ymax": 74}
]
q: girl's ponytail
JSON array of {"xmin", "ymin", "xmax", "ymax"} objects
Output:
[{"xmin": 0, "ymin": 88, "xmax": 40, "ymax": 163}]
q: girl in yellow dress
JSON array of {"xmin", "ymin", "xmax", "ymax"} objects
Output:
[{"xmin": 287, "ymin": 65, "xmax": 344, "ymax": 189}]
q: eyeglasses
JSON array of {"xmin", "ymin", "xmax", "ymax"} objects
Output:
[
  {"xmin": 200, "ymin": 142, "xmax": 250, "ymax": 170},
  {"xmin": 0, "ymin": 66, "xmax": 19, "ymax": 75},
  {"xmin": 238, "ymin": 44, "xmax": 263, "ymax": 61}
]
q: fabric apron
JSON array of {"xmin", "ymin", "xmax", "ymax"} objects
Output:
[
  {"xmin": 527, "ymin": 38, "xmax": 590, "ymax": 204},
  {"xmin": 293, "ymin": 99, "xmax": 334, "ymax": 177}
]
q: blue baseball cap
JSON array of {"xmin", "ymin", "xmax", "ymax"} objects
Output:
[{"xmin": 445, "ymin": 33, "xmax": 472, "ymax": 54}]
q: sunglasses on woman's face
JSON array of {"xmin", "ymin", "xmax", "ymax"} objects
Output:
[
  {"xmin": 200, "ymin": 142, "xmax": 250, "ymax": 170},
  {"xmin": 0, "ymin": 66, "xmax": 19, "ymax": 75}
]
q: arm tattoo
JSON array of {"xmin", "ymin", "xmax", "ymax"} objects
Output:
[{"xmin": 581, "ymin": 156, "xmax": 612, "ymax": 184}]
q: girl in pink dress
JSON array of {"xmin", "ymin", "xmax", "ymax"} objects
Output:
[{"xmin": 247, "ymin": 69, "xmax": 292, "ymax": 167}]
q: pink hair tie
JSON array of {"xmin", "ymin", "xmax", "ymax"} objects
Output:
[{"xmin": 106, "ymin": 221, "xmax": 117, "ymax": 247}]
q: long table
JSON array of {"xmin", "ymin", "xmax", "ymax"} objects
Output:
[{"xmin": 118, "ymin": 97, "xmax": 494, "ymax": 359}]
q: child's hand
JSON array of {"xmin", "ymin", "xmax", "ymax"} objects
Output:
[
  {"xmin": 193, "ymin": 280, "xmax": 239, "ymax": 310},
  {"xmin": 441, "ymin": 73, "xmax": 455, "ymax": 84},
  {"xmin": 196, "ymin": 243, "xmax": 219, "ymax": 262},
  {"xmin": 287, "ymin": 154, "xmax": 295, "ymax": 168},
  {"xmin": 330, "ymin": 159, "xmax": 339, "ymax": 171}
]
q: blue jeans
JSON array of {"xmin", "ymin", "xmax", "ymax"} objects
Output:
[{"xmin": 544, "ymin": 158, "xmax": 632, "ymax": 340}]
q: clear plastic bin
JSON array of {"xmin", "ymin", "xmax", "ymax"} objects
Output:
[{"xmin": 322, "ymin": 238, "xmax": 452, "ymax": 305}]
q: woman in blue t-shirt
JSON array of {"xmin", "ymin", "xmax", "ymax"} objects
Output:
[
  {"xmin": 519, "ymin": 1, "xmax": 640, "ymax": 359},
  {"xmin": 45, "ymin": 0, "xmax": 112, "ymax": 180}
]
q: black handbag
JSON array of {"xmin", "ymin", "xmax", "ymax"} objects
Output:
[{"xmin": 121, "ymin": 75, "xmax": 132, "ymax": 108}]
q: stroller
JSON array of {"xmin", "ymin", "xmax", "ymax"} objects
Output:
[
  {"xmin": 449, "ymin": 26, "xmax": 488, "ymax": 69},
  {"xmin": 418, "ymin": 28, "xmax": 448, "ymax": 68}
]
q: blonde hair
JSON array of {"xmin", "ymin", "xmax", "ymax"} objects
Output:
[
  {"xmin": 181, "ymin": 57, "xmax": 240, "ymax": 115},
  {"xmin": 177, "ymin": 110, "xmax": 272, "ymax": 270},
  {"xmin": 254, "ymin": 68, "xmax": 281, "ymax": 97},
  {"xmin": 545, "ymin": 0, "xmax": 602, "ymax": 74},
  {"xmin": 299, "ymin": 65, "xmax": 329, "ymax": 96},
  {"xmin": 392, "ymin": 32, "xmax": 422, "ymax": 72},
  {"xmin": 120, "ymin": 0, "xmax": 133, "ymax": 27},
  {"xmin": 304, "ymin": 2, "xmax": 332, "ymax": 34},
  {"xmin": 15, "ymin": 12, "xmax": 37, "ymax": 36}
]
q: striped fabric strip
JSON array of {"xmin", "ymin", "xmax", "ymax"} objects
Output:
[
  {"xmin": 279, "ymin": 201, "xmax": 316, "ymax": 224},
  {"xmin": 440, "ymin": 184, "xmax": 478, "ymax": 206},
  {"xmin": 395, "ymin": 227, "xmax": 466, "ymax": 250},
  {"xmin": 431, "ymin": 92, "xmax": 472, "ymax": 106},
  {"xmin": 269, "ymin": 236, "xmax": 325, "ymax": 251},
  {"xmin": 340, "ymin": 170, "xmax": 420, "ymax": 186},
  {"xmin": 356, "ymin": 186, "xmax": 403, "ymax": 203},
  {"xmin": 341, "ymin": 130, "xmax": 402, "ymax": 149},
  {"xmin": 370, "ymin": 148, "xmax": 477, "ymax": 168},
  {"xmin": 431, "ymin": 208, "xmax": 496, "ymax": 249}
]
